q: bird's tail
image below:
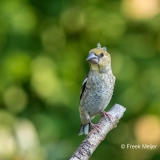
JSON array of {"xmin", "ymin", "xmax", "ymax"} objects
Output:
[{"xmin": 78, "ymin": 123, "xmax": 90, "ymax": 135}]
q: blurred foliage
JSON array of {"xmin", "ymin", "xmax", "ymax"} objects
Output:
[{"xmin": 0, "ymin": 0, "xmax": 160, "ymax": 160}]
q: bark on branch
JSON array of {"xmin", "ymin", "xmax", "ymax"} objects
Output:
[{"xmin": 70, "ymin": 104, "xmax": 126, "ymax": 160}]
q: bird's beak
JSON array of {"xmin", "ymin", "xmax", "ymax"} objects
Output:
[{"xmin": 86, "ymin": 52, "xmax": 98, "ymax": 64}]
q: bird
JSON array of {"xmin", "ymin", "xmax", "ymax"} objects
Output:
[{"xmin": 78, "ymin": 43, "xmax": 116, "ymax": 135}]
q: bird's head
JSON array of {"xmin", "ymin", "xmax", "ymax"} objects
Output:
[{"xmin": 86, "ymin": 43, "xmax": 111, "ymax": 71}]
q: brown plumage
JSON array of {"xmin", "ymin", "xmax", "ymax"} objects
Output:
[{"xmin": 78, "ymin": 43, "xmax": 116, "ymax": 135}]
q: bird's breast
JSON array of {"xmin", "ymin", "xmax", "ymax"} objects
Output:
[{"xmin": 80, "ymin": 71, "xmax": 115, "ymax": 116}]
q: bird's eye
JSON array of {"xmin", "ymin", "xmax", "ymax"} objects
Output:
[{"xmin": 100, "ymin": 53, "xmax": 104, "ymax": 57}]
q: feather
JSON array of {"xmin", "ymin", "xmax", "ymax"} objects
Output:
[
  {"xmin": 78, "ymin": 125, "xmax": 84, "ymax": 135},
  {"xmin": 83, "ymin": 123, "xmax": 90, "ymax": 135},
  {"xmin": 78, "ymin": 123, "xmax": 90, "ymax": 135},
  {"xmin": 80, "ymin": 75, "xmax": 88, "ymax": 100}
]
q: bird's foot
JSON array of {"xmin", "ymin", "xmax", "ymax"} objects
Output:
[
  {"xmin": 101, "ymin": 111, "xmax": 112, "ymax": 121},
  {"xmin": 89, "ymin": 122, "xmax": 106, "ymax": 140},
  {"xmin": 90, "ymin": 122, "xmax": 101, "ymax": 133}
]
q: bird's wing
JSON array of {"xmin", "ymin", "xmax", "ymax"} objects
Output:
[{"xmin": 80, "ymin": 74, "xmax": 88, "ymax": 100}]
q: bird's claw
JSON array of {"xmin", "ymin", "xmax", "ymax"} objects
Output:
[
  {"xmin": 101, "ymin": 111, "xmax": 112, "ymax": 121},
  {"xmin": 90, "ymin": 122, "xmax": 106, "ymax": 140},
  {"xmin": 90, "ymin": 123, "xmax": 101, "ymax": 133}
]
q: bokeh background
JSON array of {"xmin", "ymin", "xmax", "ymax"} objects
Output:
[{"xmin": 0, "ymin": 0, "xmax": 160, "ymax": 159}]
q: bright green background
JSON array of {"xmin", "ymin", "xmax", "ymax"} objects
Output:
[{"xmin": 0, "ymin": 0, "xmax": 160, "ymax": 160}]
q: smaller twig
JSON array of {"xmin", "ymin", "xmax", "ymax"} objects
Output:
[{"xmin": 70, "ymin": 104, "xmax": 126, "ymax": 160}]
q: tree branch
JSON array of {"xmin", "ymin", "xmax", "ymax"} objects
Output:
[{"xmin": 70, "ymin": 104, "xmax": 126, "ymax": 160}]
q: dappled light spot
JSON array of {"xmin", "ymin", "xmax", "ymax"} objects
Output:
[
  {"xmin": 100, "ymin": 13, "xmax": 126, "ymax": 41},
  {"xmin": 134, "ymin": 115, "xmax": 160, "ymax": 144},
  {"xmin": 3, "ymin": 86, "xmax": 28, "ymax": 113},
  {"xmin": 14, "ymin": 118, "xmax": 44, "ymax": 160},
  {"xmin": 0, "ymin": 111, "xmax": 16, "ymax": 159},
  {"xmin": 0, "ymin": 127, "xmax": 17, "ymax": 160},
  {"xmin": 1, "ymin": 0, "xmax": 37, "ymax": 34},
  {"xmin": 31, "ymin": 56, "xmax": 68, "ymax": 105},
  {"xmin": 121, "ymin": 0, "xmax": 160, "ymax": 20},
  {"xmin": 60, "ymin": 7, "xmax": 85, "ymax": 33},
  {"xmin": 3, "ymin": 51, "xmax": 31, "ymax": 80},
  {"xmin": 41, "ymin": 24, "xmax": 66, "ymax": 53},
  {"xmin": 84, "ymin": 8, "xmax": 126, "ymax": 43}
]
